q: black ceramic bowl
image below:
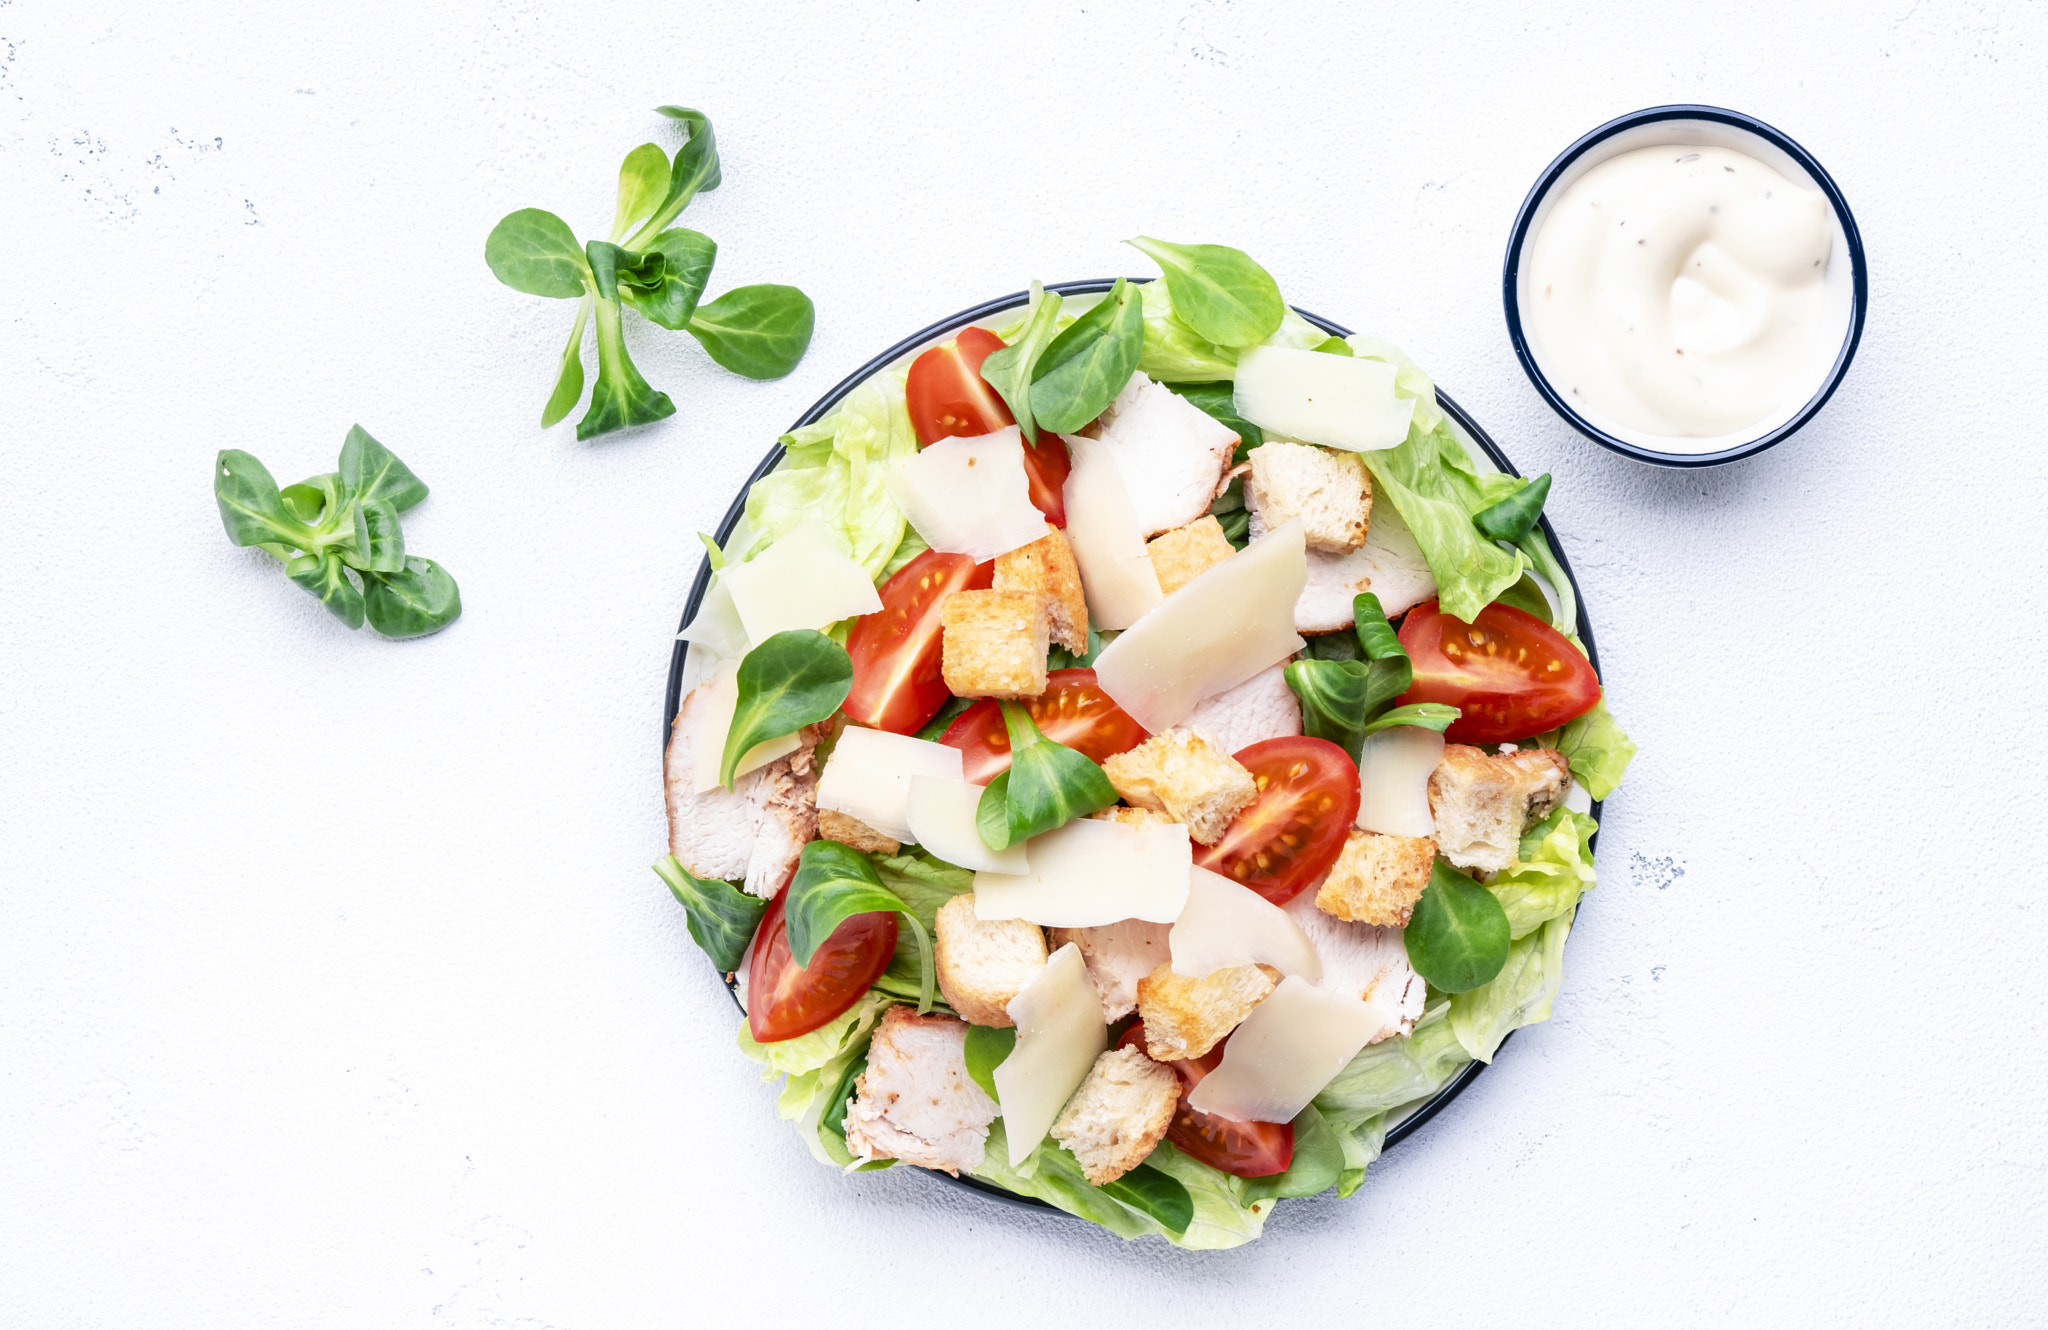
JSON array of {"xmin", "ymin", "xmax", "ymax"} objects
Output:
[
  {"xmin": 1504, "ymin": 104, "xmax": 1868, "ymax": 468},
  {"xmin": 664, "ymin": 281, "xmax": 1603, "ymax": 1214}
]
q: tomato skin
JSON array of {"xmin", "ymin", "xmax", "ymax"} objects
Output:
[
  {"xmin": 843, "ymin": 551, "xmax": 993, "ymax": 734},
  {"xmin": 747, "ymin": 883, "xmax": 899, "ymax": 1043},
  {"xmin": 907, "ymin": 327, "xmax": 1014, "ymax": 445},
  {"xmin": 1395, "ymin": 599, "xmax": 1601, "ymax": 744},
  {"xmin": 1118, "ymin": 1023, "xmax": 1293, "ymax": 1178},
  {"xmin": 938, "ymin": 669, "xmax": 1148, "ymax": 784},
  {"xmin": 1194, "ymin": 737, "xmax": 1362, "ymax": 907},
  {"xmin": 903, "ymin": 327, "xmax": 1071, "ymax": 526}
]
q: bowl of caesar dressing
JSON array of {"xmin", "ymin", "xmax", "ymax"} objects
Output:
[{"xmin": 1504, "ymin": 105, "xmax": 1866, "ymax": 467}]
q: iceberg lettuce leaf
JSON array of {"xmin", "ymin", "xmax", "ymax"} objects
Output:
[
  {"xmin": 744, "ymin": 370, "xmax": 917, "ymax": 577},
  {"xmin": 1489, "ymin": 809, "xmax": 1599, "ymax": 939},
  {"xmin": 1359, "ymin": 420, "xmax": 1524, "ymax": 622},
  {"xmin": 1553, "ymin": 694, "xmax": 1636, "ymax": 800},
  {"xmin": 1448, "ymin": 909, "xmax": 1572, "ymax": 1064}
]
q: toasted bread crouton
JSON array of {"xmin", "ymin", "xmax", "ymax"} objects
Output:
[
  {"xmin": 1049, "ymin": 918, "xmax": 1172, "ymax": 1020},
  {"xmin": 1182, "ymin": 663, "xmax": 1301, "ymax": 756},
  {"xmin": 1145, "ymin": 516, "xmax": 1237, "ymax": 596},
  {"xmin": 664, "ymin": 681, "xmax": 820, "ymax": 898},
  {"xmin": 1428, "ymin": 744, "xmax": 1571, "ymax": 873},
  {"xmin": 941, "ymin": 589, "xmax": 1050, "ymax": 699},
  {"xmin": 1245, "ymin": 442, "xmax": 1373, "ymax": 554},
  {"xmin": 995, "ymin": 528, "xmax": 1088, "ymax": 653},
  {"xmin": 1051, "ymin": 1047, "xmax": 1181, "ymax": 1184},
  {"xmin": 1284, "ymin": 893, "xmax": 1426, "ymax": 1044},
  {"xmin": 843, "ymin": 1005, "xmax": 998, "ymax": 1175},
  {"xmin": 1089, "ymin": 805, "xmax": 1178, "ymax": 829},
  {"xmin": 1137, "ymin": 961, "xmax": 1279, "ymax": 1061},
  {"xmin": 816, "ymin": 808, "xmax": 901, "ymax": 856},
  {"xmin": 1102, "ymin": 727, "xmax": 1257, "ymax": 846},
  {"xmin": 1315, "ymin": 828, "xmax": 1435, "ymax": 927},
  {"xmin": 935, "ymin": 893, "xmax": 1048, "ymax": 1027}
]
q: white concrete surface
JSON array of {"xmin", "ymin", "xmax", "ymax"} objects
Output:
[{"xmin": 3, "ymin": 1, "xmax": 2045, "ymax": 1325}]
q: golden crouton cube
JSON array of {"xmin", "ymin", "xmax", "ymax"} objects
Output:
[
  {"xmin": 1145, "ymin": 516, "xmax": 1237, "ymax": 595},
  {"xmin": 816, "ymin": 808, "xmax": 901, "ymax": 857},
  {"xmin": 940, "ymin": 589, "xmax": 1050, "ymax": 699},
  {"xmin": 1051, "ymin": 1046, "xmax": 1181, "ymax": 1184},
  {"xmin": 1427, "ymin": 744, "xmax": 1572, "ymax": 874},
  {"xmin": 995, "ymin": 528, "xmax": 1088, "ymax": 653},
  {"xmin": 1315, "ymin": 828, "xmax": 1435, "ymax": 927},
  {"xmin": 1137, "ymin": 962, "xmax": 1279, "ymax": 1062},
  {"xmin": 1246, "ymin": 441, "xmax": 1373, "ymax": 554},
  {"xmin": 1102, "ymin": 727, "xmax": 1257, "ymax": 845},
  {"xmin": 934, "ymin": 893, "xmax": 1048, "ymax": 1027}
]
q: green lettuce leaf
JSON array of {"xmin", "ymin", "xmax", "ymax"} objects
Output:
[
  {"xmin": 744, "ymin": 371, "xmax": 918, "ymax": 576},
  {"xmin": 871, "ymin": 850, "xmax": 973, "ymax": 932},
  {"xmin": 1489, "ymin": 809, "xmax": 1599, "ymax": 939},
  {"xmin": 1552, "ymin": 694, "xmax": 1636, "ymax": 800},
  {"xmin": 1358, "ymin": 419, "xmax": 1525, "ymax": 623},
  {"xmin": 1314, "ymin": 1001, "xmax": 1472, "ymax": 1120},
  {"xmin": 1134, "ymin": 280, "xmax": 1327, "ymax": 383},
  {"xmin": 971, "ymin": 1128, "xmax": 1271, "ymax": 1249},
  {"xmin": 1240, "ymin": 1104, "xmax": 1344, "ymax": 1202},
  {"xmin": 736, "ymin": 987, "xmax": 893, "ymax": 1083},
  {"xmin": 1449, "ymin": 909, "xmax": 1572, "ymax": 1064}
]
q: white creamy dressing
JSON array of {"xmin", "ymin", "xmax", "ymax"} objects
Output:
[{"xmin": 1524, "ymin": 144, "xmax": 1834, "ymax": 438}]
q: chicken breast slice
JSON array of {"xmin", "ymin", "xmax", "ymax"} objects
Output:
[
  {"xmin": 1284, "ymin": 892, "xmax": 1426, "ymax": 1044},
  {"xmin": 1182, "ymin": 663, "xmax": 1302, "ymax": 757},
  {"xmin": 844, "ymin": 1005, "xmax": 999, "ymax": 1175},
  {"xmin": 1047, "ymin": 919, "xmax": 1173, "ymax": 1021},
  {"xmin": 1252, "ymin": 488, "xmax": 1437, "ymax": 633},
  {"xmin": 1088, "ymin": 374, "xmax": 1238, "ymax": 538},
  {"xmin": 664, "ymin": 678, "xmax": 819, "ymax": 898}
]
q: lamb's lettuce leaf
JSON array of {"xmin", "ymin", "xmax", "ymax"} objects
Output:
[
  {"xmin": 871, "ymin": 850, "xmax": 973, "ymax": 932},
  {"xmin": 1489, "ymin": 809, "xmax": 1599, "ymax": 939},
  {"xmin": 745, "ymin": 371, "xmax": 918, "ymax": 576},
  {"xmin": 1449, "ymin": 909, "xmax": 1572, "ymax": 1064},
  {"xmin": 1135, "ymin": 280, "xmax": 1326, "ymax": 383}
]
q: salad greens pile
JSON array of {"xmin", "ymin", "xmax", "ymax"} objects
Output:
[
  {"xmin": 213, "ymin": 427, "xmax": 461, "ymax": 639},
  {"xmin": 486, "ymin": 106, "xmax": 817, "ymax": 441},
  {"xmin": 672, "ymin": 237, "xmax": 1636, "ymax": 1249}
]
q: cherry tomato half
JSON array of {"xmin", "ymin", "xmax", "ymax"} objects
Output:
[
  {"xmin": 938, "ymin": 668, "xmax": 1149, "ymax": 784},
  {"xmin": 1194, "ymin": 736, "xmax": 1361, "ymax": 907},
  {"xmin": 1119, "ymin": 1022, "xmax": 1293, "ymax": 1178},
  {"xmin": 904, "ymin": 327, "xmax": 1071, "ymax": 526},
  {"xmin": 1395, "ymin": 599, "xmax": 1600, "ymax": 744},
  {"xmin": 844, "ymin": 550, "xmax": 992, "ymax": 734},
  {"xmin": 746, "ymin": 883, "xmax": 898, "ymax": 1044}
]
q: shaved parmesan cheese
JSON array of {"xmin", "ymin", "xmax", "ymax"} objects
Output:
[
  {"xmin": 972, "ymin": 817, "xmax": 1192, "ymax": 928},
  {"xmin": 994, "ymin": 943, "xmax": 1106, "ymax": 1165},
  {"xmin": 905, "ymin": 776, "xmax": 1027, "ymax": 874},
  {"xmin": 1565, "ymin": 779, "xmax": 1593, "ymax": 815},
  {"xmin": 1232, "ymin": 346, "xmax": 1415, "ymax": 452},
  {"xmin": 881, "ymin": 427, "xmax": 1048, "ymax": 562},
  {"xmin": 1092, "ymin": 519, "xmax": 1308, "ymax": 733},
  {"xmin": 814, "ymin": 726, "xmax": 965, "ymax": 843},
  {"xmin": 1060, "ymin": 434, "xmax": 1164, "ymax": 629},
  {"xmin": 1170, "ymin": 867, "xmax": 1322, "ymax": 982},
  {"xmin": 722, "ymin": 520, "xmax": 884, "ymax": 645},
  {"xmin": 688, "ymin": 659, "xmax": 799, "ymax": 792},
  {"xmin": 1355, "ymin": 725, "xmax": 1444, "ymax": 837},
  {"xmin": 1184, "ymin": 975, "xmax": 1382, "ymax": 1123},
  {"xmin": 1089, "ymin": 375, "xmax": 1239, "ymax": 537}
]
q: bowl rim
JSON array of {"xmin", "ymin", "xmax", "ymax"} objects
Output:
[
  {"xmin": 663, "ymin": 278, "xmax": 1603, "ymax": 1216},
  {"xmin": 1501, "ymin": 102, "xmax": 1869, "ymax": 469}
]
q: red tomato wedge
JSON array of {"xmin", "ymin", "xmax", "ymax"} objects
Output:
[
  {"xmin": 903, "ymin": 326, "xmax": 1071, "ymax": 526},
  {"xmin": 1395, "ymin": 599, "xmax": 1600, "ymax": 744},
  {"xmin": 1119, "ymin": 1022, "xmax": 1293, "ymax": 1178},
  {"xmin": 938, "ymin": 669, "xmax": 1148, "ymax": 784},
  {"xmin": 1194, "ymin": 737, "xmax": 1361, "ymax": 907},
  {"xmin": 844, "ymin": 550, "xmax": 992, "ymax": 734},
  {"xmin": 747, "ymin": 882, "xmax": 898, "ymax": 1044}
]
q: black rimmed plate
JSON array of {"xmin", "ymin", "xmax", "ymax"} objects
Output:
[
  {"xmin": 1503, "ymin": 104, "xmax": 1868, "ymax": 468},
  {"xmin": 663, "ymin": 280, "xmax": 1603, "ymax": 1215}
]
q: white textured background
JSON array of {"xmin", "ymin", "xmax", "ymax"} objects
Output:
[{"xmin": 3, "ymin": 1, "xmax": 2045, "ymax": 1325}]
